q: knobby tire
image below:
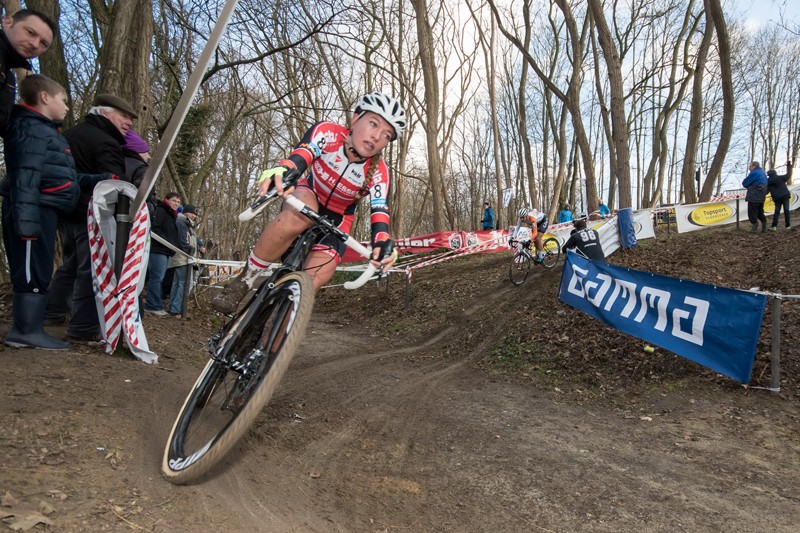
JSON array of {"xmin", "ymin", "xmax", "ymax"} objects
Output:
[
  {"xmin": 509, "ymin": 251, "xmax": 531, "ymax": 286},
  {"xmin": 161, "ymin": 272, "xmax": 315, "ymax": 484},
  {"xmin": 540, "ymin": 237, "xmax": 561, "ymax": 269}
]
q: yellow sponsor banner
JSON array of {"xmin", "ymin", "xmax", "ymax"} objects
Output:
[
  {"xmin": 688, "ymin": 202, "xmax": 737, "ymax": 226},
  {"xmin": 675, "ymin": 198, "xmax": 744, "ymax": 233}
]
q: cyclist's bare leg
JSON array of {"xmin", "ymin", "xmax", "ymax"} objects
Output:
[
  {"xmin": 530, "ymin": 226, "xmax": 543, "ymax": 252},
  {"xmin": 251, "ymin": 187, "xmax": 318, "ymax": 262},
  {"xmin": 303, "ymin": 250, "xmax": 338, "ymax": 291},
  {"xmin": 533, "ymin": 234, "xmax": 544, "ymax": 252},
  {"xmin": 212, "ymin": 189, "xmax": 321, "ymax": 314}
]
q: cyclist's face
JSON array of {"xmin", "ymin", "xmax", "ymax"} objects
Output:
[{"xmin": 349, "ymin": 112, "xmax": 394, "ymax": 158}]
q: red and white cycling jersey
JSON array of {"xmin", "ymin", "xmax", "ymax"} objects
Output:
[{"xmin": 278, "ymin": 121, "xmax": 391, "ymax": 245}]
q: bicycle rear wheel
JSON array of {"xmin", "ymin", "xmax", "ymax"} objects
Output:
[
  {"xmin": 509, "ymin": 251, "xmax": 531, "ymax": 285},
  {"xmin": 540, "ymin": 237, "xmax": 561, "ymax": 269},
  {"xmin": 162, "ymin": 272, "xmax": 315, "ymax": 484}
]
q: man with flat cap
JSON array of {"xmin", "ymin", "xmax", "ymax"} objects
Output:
[{"xmin": 44, "ymin": 94, "xmax": 138, "ymax": 342}]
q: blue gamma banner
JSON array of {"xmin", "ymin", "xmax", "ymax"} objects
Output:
[{"xmin": 558, "ymin": 252, "xmax": 767, "ymax": 383}]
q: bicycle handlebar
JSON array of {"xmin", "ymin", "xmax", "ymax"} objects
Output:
[
  {"xmin": 238, "ymin": 169, "xmax": 302, "ymax": 222},
  {"xmin": 279, "ymin": 196, "xmax": 379, "ymax": 290},
  {"xmin": 237, "ymin": 171, "xmax": 379, "ymax": 289}
]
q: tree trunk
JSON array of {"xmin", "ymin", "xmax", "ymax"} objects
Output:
[
  {"xmin": 700, "ymin": 0, "xmax": 734, "ymax": 200},
  {"xmin": 681, "ymin": 6, "xmax": 714, "ymax": 203},
  {"xmin": 95, "ymin": 0, "xmax": 154, "ymax": 127},
  {"xmin": 587, "ymin": 0, "xmax": 632, "ymax": 209},
  {"xmin": 411, "ymin": 0, "xmax": 446, "ymax": 231}
]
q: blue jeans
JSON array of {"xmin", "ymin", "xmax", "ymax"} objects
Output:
[
  {"xmin": 168, "ymin": 265, "xmax": 192, "ymax": 315},
  {"xmin": 145, "ymin": 253, "xmax": 169, "ymax": 311},
  {"xmin": 772, "ymin": 195, "xmax": 791, "ymax": 228}
]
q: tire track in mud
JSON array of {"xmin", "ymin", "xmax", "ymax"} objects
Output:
[
  {"xmin": 150, "ymin": 266, "xmax": 566, "ymax": 530},
  {"xmin": 231, "ymin": 269, "xmax": 561, "ymax": 529}
]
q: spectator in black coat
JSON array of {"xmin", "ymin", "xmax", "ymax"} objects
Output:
[
  {"xmin": 44, "ymin": 94, "xmax": 136, "ymax": 341},
  {"xmin": 0, "ymin": 9, "xmax": 54, "ymax": 138},
  {"xmin": 767, "ymin": 161, "xmax": 793, "ymax": 231},
  {"xmin": 562, "ymin": 217, "xmax": 605, "ymax": 261},
  {"xmin": 1, "ymin": 75, "xmax": 110, "ymax": 349},
  {"xmin": 144, "ymin": 192, "xmax": 182, "ymax": 316}
]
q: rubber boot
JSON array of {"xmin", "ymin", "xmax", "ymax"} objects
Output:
[
  {"xmin": 749, "ymin": 223, "xmax": 758, "ymax": 233},
  {"xmin": 5, "ymin": 293, "xmax": 70, "ymax": 350},
  {"xmin": 761, "ymin": 221, "xmax": 767, "ymax": 233}
]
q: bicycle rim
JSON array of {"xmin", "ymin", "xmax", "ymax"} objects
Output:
[
  {"xmin": 541, "ymin": 238, "xmax": 561, "ymax": 269},
  {"xmin": 162, "ymin": 272, "xmax": 315, "ymax": 484},
  {"xmin": 509, "ymin": 252, "xmax": 531, "ymax": 285}
]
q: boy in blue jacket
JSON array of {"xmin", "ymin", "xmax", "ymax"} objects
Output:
[{"xmin": 1, "ymin": 74, "xmax": 112, "ymax": 349}]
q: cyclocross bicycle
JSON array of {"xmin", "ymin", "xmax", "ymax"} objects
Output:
[
  {"xmin": 162, "ymin": 170, "xmax": 382, "ymax": 484},
  {"xmin": 508, "ymin": 236, "xmax": 561, "ymax": 286}
]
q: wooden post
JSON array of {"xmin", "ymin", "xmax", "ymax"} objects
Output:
[{"xmin": 771, "ymin": 295, "xmax": 781, "ymax": 394}]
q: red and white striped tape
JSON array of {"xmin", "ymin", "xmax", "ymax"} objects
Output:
[{"xmin": 88, "ymin": 183, "xmax": 157, "ymax": 364}]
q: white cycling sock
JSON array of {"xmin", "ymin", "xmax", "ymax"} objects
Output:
[{"xmin": 242, "ymin": 252, "xmax": 272, "ymax": 288}]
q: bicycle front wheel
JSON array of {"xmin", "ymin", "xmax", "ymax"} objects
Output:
[
  {"xmin": 509, "ymin": 252, "xmax": 531, "ymax": 285},
  {"xmin": 162, "ymin": 272, "xmax": 315, "ymax": 484},
  {"xmin": 540, "ymin": 237, "xmax": 561, "ymax": 269}
]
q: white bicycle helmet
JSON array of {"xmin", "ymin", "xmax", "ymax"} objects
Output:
[
  {"xmin": 517, "ymin": 207, "xmax": 530, "ymax": 218},
  {"xmin": 354, "ymin": 92, "xmax": 407, "ymax": 140}
]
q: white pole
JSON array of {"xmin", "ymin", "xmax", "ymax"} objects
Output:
[{"xmin": 129, "ymin": 0, "xmax": 241, "ymax": 217}]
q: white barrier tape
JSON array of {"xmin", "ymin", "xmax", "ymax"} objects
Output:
[
  {"xmin": 151, "ymin": 232, "xmax": 197, "ymax": 264},
  {"xmin": 151, "ymin": 233, "xmax": 247, "ymax": 268}
]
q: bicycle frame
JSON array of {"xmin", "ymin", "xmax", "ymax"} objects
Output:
[{"xmin": 210, "ymin": 191, "xmax": 377, "ymax": 369}]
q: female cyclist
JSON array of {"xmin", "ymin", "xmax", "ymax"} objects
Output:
[{"xmin": 213, "ymin": 92, "xmax": 405, "ymax": 313}]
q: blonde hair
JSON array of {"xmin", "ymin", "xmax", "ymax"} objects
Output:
[{"xmin": 354, "ymin": 154, "xmax": 383, "ymax": 202}]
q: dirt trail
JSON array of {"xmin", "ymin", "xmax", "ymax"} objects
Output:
[{"xmin": 3, "ymin": 227, "xmax": 800, "ymax": 532}]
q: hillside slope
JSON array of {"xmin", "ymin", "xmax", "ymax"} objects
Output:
[{"xmin": 1, "ymin": 221, "xmax": 798, "ymax": 532}]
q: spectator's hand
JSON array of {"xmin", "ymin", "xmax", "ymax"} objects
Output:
[{"xmin": 257, "ymin": 165, "xmax": 295, "ymax": 197}]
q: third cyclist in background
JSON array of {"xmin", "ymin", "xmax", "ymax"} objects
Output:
[{"xmin": 510, "ymin": 207, "xmax": 549, "ymax": 263}]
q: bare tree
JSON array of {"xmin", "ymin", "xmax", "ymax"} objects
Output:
[
  {"xmin": 680, "ymin": 4, "xmax": 714, "ymax": 204},
  {"xmin": 699, "ymin": 0, "xmax": 735, "ymax": 199},
  {"xmin": 587, "ymin": 0, "xmax": 632, "ymax": 210}
]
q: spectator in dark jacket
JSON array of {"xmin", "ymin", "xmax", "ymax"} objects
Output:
[
  {"xmin": 562, "ymin": 216, "xmax": 605, "ymax": 261},
  {"xmin": 743, "ymin": 160, "xmax": 768, "ymax": 233},
  {"xmin": 767, "ymin": 161, "xmax": 793, "ymax": 231},
  {"xmin": 0, "ymin": 9, "xmax": 54, "ymax": 138},
  {"xmin": 144, "ymin": 192, "xmax": 182, "ymax": 316},
  {"xmin": 121, "ymin": 129, "xmax": 160, "ymax": 214},
  {"xmin": 44, "ymin": 94, "xmax": 136, "ymax": 341},
  {"xmin": 1, "ymin": 75, "xmax": 110, "ymax": 349},
  {"xmin": 167, "ymin": 204, "xmax": 200, "ymax": 316},
  {"xmin": 121, "ymin": 129, "xmax": 150, "ymax": 188}
]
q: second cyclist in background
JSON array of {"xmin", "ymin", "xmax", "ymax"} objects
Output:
[
  {"xmin": 213, "ymin": 92, "xmax": 405, "ymax": 314},
  {"xmin": 510, "ymin": 207, "xmax": 549, "ymax": 263}
]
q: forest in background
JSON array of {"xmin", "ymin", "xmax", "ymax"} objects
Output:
[{"xmin": 3, "ymin": 0, "xmax": 800, "ymax": 262}]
